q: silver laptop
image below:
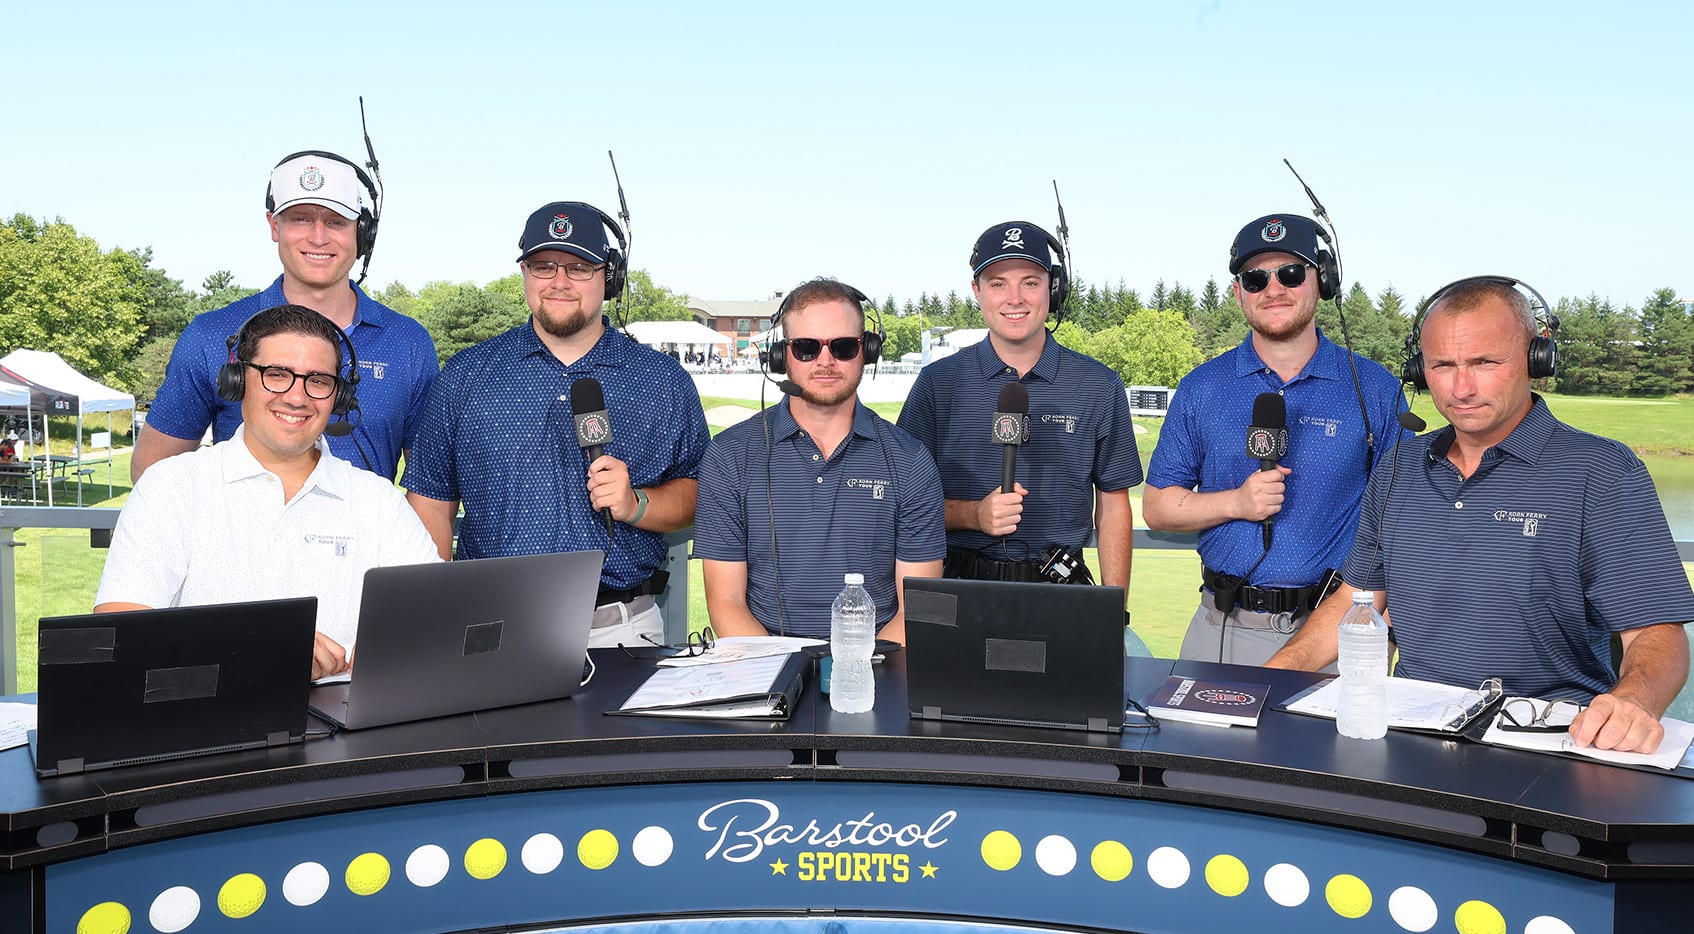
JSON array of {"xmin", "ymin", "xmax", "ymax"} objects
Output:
[
  {"xmin": 309, "ymin": 550, "xmax": 604, "ymax": 730},
  {"xmin": 904, "ymin": 578, "xmax": 1127, "ymax": 733}
]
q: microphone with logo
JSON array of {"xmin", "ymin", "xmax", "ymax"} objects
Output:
[
  {"xmin": 1245, "ymin": 391, "xmax": 1289, "ymax": 548},
  {"xmin": 991, "ymin": 383, "xmax": 1030, "ymax": 494},
  {"xmin": 570, "ymin": 376, "xmax": 617, "ymax": 539}
]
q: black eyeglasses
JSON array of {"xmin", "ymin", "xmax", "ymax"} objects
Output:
[
  {"xmin": 1498, "ymin": 697, "xmax": 1583, "ymax": 734},
  {"xmin": 525, "ymin": 259, "xmax": 603, "ymax": 281},
  {"xmin": 243, "ymin": 362, "xmax": 340, "ymax": 400},
  {"xmin": 619, "ymin": 625, "xmax": 715, "ymax": 659},
  {"xmin": 1235, "ymin": 262, "xmax": 1312, "ymax": 294},
  {"xmin": 787, "ymin": 336, "xmax": 862, "ymax": 363}
]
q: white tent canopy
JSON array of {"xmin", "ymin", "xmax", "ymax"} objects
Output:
[
  {"xmin": 624, "ymin": 321, "xmax": 734, "ymax": 349},
  {"xmin": 0, "ymin": 349, "xmax": 134, "ymax": 413},
  {"xmin": 0, "ymin": 376, "xmax": 28, "ymax": 410}
]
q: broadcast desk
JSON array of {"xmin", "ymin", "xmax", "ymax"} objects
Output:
[{"xmin": 3, "ymin": 654, "xmax": 1690, "ymax": 933}]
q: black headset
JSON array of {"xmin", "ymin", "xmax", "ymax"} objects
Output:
[
  {"xmin": 767, "ymin": 282, "xmax": 884, "ymax": 375},
  {"xmin": 217, "ymin": 310, "xmax": 362, "ymax": 423},
  {"xmin": 1402, "ymin": 276, "xmax": 1558, "ymax": 390},
  {"xmin": 522, "ymin": 203, "xmax": 630, "ymax": 303},
  {"xmin": 970, "ymin": 222, "xmax": 1072, "ymax": 324},
  {"xmin": 265, "ymin": 150, "xmax": 381, "ymax": 261}
]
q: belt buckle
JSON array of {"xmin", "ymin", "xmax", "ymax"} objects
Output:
[{"xmin": 1270, "ymin": 612, "xmax": 1297, "ymax": 634}]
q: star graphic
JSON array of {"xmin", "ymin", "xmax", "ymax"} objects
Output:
[
  {"xmin": 770, "ymin": 858, "xmax": 789, "ymax": 876},
  {"xmin": 920, "ymin": 861, "xmax": 938, "ymax": 879}
]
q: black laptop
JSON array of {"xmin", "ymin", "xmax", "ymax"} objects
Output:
[
  {"xmin": 308, "ymin": 550, "xmax": 604, "ymax": 730},
  {"xmin": 32, "ymin": 597, "xmax": 317, "ymax": 777},
  {"xmin": 903, "ymin": 578, "xmax": 1127, "ymax": 733}
]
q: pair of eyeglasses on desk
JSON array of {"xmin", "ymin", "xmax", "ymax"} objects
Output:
[
  {"xmin": 1496, "ymin": 697, "xmax": 1584, "ymax": 734},
  {"xmin": 1122, "ymin": 698, "xmax": 1161, "ymax": 731},
  {"xmin": 619, "ymin": 625, "xmax": 715, "ymax": 659}
]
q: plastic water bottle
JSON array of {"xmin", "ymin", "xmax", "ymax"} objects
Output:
[
  {"xmin": 1336, "ymin": 590, "xmax": 1389, "ymax": 740},
  {"xmin": 830, "ymin": 573, "xmax": 876, "ymax": 713}
]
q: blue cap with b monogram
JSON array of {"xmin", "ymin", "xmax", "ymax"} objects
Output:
[{"xmin": 970, "ymin": 221, "xmax": 1057, "ymax": 276}]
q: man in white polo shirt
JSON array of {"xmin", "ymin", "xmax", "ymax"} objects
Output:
[{"xmin": 97, "ymin": 305, "xmax": 440, "ymax": 679}]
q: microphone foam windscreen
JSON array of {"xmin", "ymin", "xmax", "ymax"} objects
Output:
[
  {"xmin": 570, "ymin": 376, "xmax": 606, "ymax": 414},
  {"xmin": 1252, "ymin": 391, "xmax": 1285, "ymax": 430},
  {"xmin": 997, "ymin": 382, "xmax": 1029, "ymax": 415}
]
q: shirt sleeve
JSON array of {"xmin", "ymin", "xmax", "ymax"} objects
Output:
[
  {"xmin": 690, "ymin": 433, "xmax": 748, "ymax": 562},
  {"xmin": 379, "ymin": 483, "xmax": 448, "ymax": 567},
  {"xmin": 1581, "ymin": 450, "xmax": 1694, "ymax": 633},
  {"xmin": 660, "ymin": 369, "xmax": 711, "ymax": 482},
  {"xmin": 895, "ymin": 370, "xmax": 939, "ymax": 453},
  {"xmin": 399, "ymin": 361, "xmax": 463, "ymax": 502},
  {"xmin": 143, "ymin": 318, "xmax": 222, "ymax": 442},
  {"xmin": 401, "ymin": 326, "xmax": 441, "ymax": 452},
  {"xmin": 897, "ymin": 439, "xmax": 947, "ymax": 563},
  {"xmin": 1341, "ymin": 452, "xmax": 1393, "ymax": 591},
  {"xmin": 1144, "ymin": 378, "xmax": 1201, "ymax": 490},
  {"xmin": 1093, "ymin": 372, "xmax": 1144, "ymax": 491},
  {"xmin": 94, "ymin": 468, "xmax": 191, "ymax": 607}
]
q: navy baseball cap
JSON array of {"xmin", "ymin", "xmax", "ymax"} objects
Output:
[
  {"xmin": 517, "ymin": 202, "xmax": 612, "ymax": 263},
  {"xmin": 971, "ymin": 221, "xmax": 1056, "ymax": 276},
  {"xmin": 1228, "ymin": 214, "xmax": 1325, "ymax": 274}
]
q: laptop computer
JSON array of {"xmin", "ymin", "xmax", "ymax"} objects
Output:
[
  {"xmin": 308, "ymin": 550, "xmax": 604, "ymax": 730},
  {"xmin": 32, "ymin": 597, "xmax": 317, "ymax": 777},
  {"xmin": 903, "ymin": 578, "xmax": 1127, "ymax": 733}
]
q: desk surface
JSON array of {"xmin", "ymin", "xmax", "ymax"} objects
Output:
[{"xmin": 4, "ymin": 652, "xmax": 1693, "ymax": 882}]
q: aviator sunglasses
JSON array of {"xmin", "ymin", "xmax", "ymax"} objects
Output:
[
  {"xmin": 1235, "ymin": 262, "xmax": 1313, "ymax": 294},
  {"xmin": 788, "ymin": 336, "xmax": 863, "ymax": 362}
]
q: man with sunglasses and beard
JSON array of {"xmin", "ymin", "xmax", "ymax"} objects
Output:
[
  {"xmin": 1144, "ymin": 215, "xmax": 1409, "ymax": 666},
  {"xmin": 403, "ymin": 202, "xmax": 710, "ymax": 649},
  {"xmin": 695, "ymin": 279, "xmax": 945, "ymax": 642}
]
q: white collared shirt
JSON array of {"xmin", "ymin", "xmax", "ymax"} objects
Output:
[{"xmin": 96, "ymin": 426, "xmax": 442, "ymax": 648}]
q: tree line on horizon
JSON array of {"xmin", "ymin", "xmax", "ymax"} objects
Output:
[{"xmin": 1, "ymin": 213, "xmax": 1688, "ymax": 406}]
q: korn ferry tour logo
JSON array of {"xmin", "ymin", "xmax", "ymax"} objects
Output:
[
  {"xmin": 1493, "ymin": 509, "xmax": 1547, "ymax": 537},
  {"xmin": 699, "ymin": 798, "xmax": 954, "ymax": 883}
]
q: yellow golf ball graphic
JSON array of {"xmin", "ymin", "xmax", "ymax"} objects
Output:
[
  {"xmin": 1325, "ymin": 873, "xmax": 1372, "ymax": 919},
  {"xmin": 76, "ymin": 901, "xmax": 131, "ymax": 934},
  {"xmin": 217, "ymin": 873, "xmax": 266, "ymax": 919},
  {"xmin": 578, "ymin": 828, "xmax": 619, "ymax": 870},
  {"xmin": 1204, "ymin": 854, "xmax": 1249, "ymax": 896},
  {"xmin": 980, "ymin": 830, "xmax": 1022, "ymax": 871},
  {"xmin": 1455, "ymin": 899, "xmax": 1507, "ymax": 934},
  {"xmin": 346, "ymin": 852, "xmax": 391, "ymax": 896},
  {"xmin": 466, "ymin": 837, "xmax": 508, "ymax": 880},
  {"xmin": 1090, "ymin": 840, "xmax": 1132, "ymax": 882}
]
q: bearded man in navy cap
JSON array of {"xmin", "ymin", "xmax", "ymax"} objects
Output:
[
  {"xmin": 1143, "ymin": 215, "xmax": 1409, "ymax": 666},
  {"xmin": 897, "ymin": 221, "xmax": 1142, "ymax": 601},
  {"xmin": 402, "ymin": 202, "xmax": 709, "ymax": 648}
]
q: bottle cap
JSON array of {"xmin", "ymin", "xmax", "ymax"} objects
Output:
[
  {"xmin": 1351, "ymin": 590, "xmax": 1372, "ymax": 603},
  {"xmin": 845, "ymin": 573, "xmax": 864, "ymax": 585}
]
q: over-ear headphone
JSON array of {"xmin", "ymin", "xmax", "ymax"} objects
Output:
[
  {"xmin": 971, "ymin": 223, "xmax": 1072, "ymax": 324},
  {"xmin": 217, "ymin": 309, "xmax": 362, "ymax": 422},
  {"xmin": 767, "ymin": 282, "xmax": 884, "ymax": 375},
  {"xmin": 1308, "ymin": 223, "xmax": 1342, "ymax": 301},
  {"xmin": 1402, "ymin": 275, "xmax": 1558, "ymax": 390},
  {"xmin": 265, "ymin": 150, "xmax": 381, "ymax": 260}
]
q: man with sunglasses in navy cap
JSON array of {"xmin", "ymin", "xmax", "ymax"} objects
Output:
[
  {"xmin": 696, "ymin": 278, "xmax": 945, "ymax": 642},
  {"xmin": 134, "ymin": 151, "xmax": 438, "ymax": 483},
  {"xmin": 898, "ymin": 222, "xmax": 1142, "ymax": 599},
  {"xmin": 1144, "ymin": 215, "xmax": 1409, "ymax": 666},
  {"xmin": 402, "ymin": 202, "xmax": 709, "ymax": 649}
]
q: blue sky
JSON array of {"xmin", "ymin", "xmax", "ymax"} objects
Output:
[{"xmin": 4, "ymin": 2, "xmax": 1689, "ymax": 309}]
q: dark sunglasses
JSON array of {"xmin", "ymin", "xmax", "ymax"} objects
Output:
[
  {"xmin": 788, "ymin": 336, "xmax": 862, "ymax": 363},
  {"xmin": 1236, "ymin": 262, "xmax": 1312, "ymax": 294}
]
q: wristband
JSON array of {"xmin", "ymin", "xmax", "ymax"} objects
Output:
[{"xmin": 629, "ymin": 488, "xmax": 649, "ymax": 525}]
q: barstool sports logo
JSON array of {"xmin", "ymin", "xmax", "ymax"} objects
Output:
[{"xmin": 699, "ymin": 798, "xmax": 953, "ymax": 884}]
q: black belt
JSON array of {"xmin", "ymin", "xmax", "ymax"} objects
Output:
[
  {"xmin": 944, "ymin": 548, "xmax": 1046, "ymax": 583},
  {"xmin": 596, "ymin": 570, "xmax": 669, "ymax": 607},
  {"xmin": 1201, "ymin": 565, "xmax": 1340, "ymax": 616}
]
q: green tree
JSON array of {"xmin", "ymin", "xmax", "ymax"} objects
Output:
[
  {"xmin": 1087, "ymin": 309, "xmax": 1203, "ymax": 387},
  {"xmin": 202, "ymin": 270, "xmax": 236, "ymax": 293},
  {"xmin": 414, "ymin": 281, "xmax": 527, "ymax": 364},
  {"xmin": 0, "ymin": 214, "xmax": 147, "ymax": 387},
  {"xmin": 620, "ymin": 268, "xmax": 692, "ymax": 322},
  {"xmin": 1633, "ymin": 287, "xmax": 1692, "ymax": 396},
  {"xmin": 1554, "ymin": 294, "xmax": 1637, "ymax": 395},
  {"xmin": 1149, "ymin": 279, "xmax": 1169, "ymax": 312}
]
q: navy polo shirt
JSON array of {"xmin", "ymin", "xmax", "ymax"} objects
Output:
[
  {"xmin": 1146, "ymin": 331, "xmax": 1409, "ymax": 587},
  {"xmin": 146, "ymin": 276, "xmax": 439, "ymax": 481},
  {"xmin": 401, "ymin": 318, "xmax": 710, "ymax": 590},
  {"xmin": 897, "ymin": 332, "xmax": 1142, "ymax": 562},
  {"xmin": 1345, "ymin": 396, "xmax": 1694, "ymax": 701},
  {"xmin": 695, "ymin": 399, "xmax": 946, "ymax": 640}
]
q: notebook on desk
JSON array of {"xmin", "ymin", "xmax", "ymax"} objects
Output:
[
  {"xmin": 308, "ymin": 550, "xmax": 604, "ymax": 730},
  {"xmin": 903, "ymin": 578, "xmax": 1127, "ymax": 733},
  {"xmin": 32, "ymin": 597, "xmax": 317, "ymax": 778}
]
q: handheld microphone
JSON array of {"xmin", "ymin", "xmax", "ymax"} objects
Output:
[
  {"xmin": 1245, "ymin": 392, "xmax": 1288, "ymax": 547},
  {"xmin": 992, "ymin": 383, "xmax": 1030, "ymax": 494},
  {"xmin": 569, "ymin": 376, "xmax": 616, "ymax": 538}
]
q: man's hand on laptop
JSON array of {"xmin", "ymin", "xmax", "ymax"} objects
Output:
[{"xmin": 312, "ymin": 633, "xmax": 351, "ymax": 681}]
